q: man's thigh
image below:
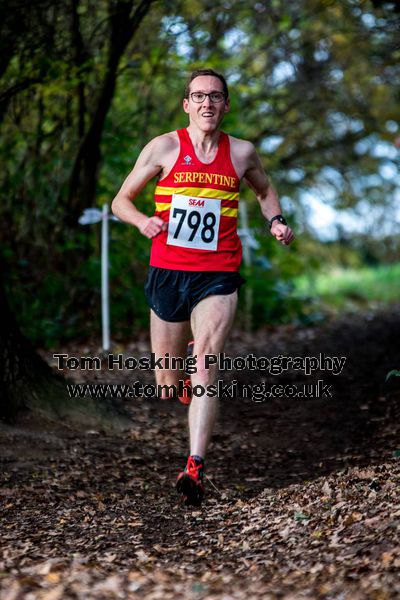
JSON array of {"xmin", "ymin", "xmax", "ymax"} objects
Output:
[{"xmin": 190, "ymin": 292, "xmax": 238, "ymax": 355}]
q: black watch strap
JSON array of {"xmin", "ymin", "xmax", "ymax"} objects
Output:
[{"xmin": 269, "ymin": 214, "xmax": 287, "ymax": 229}]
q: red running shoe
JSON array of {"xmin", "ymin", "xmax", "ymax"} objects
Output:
[
  {"xmin": 178, "ymin": 378, "xmax": 192, "ymax": 405},
  {"xmin": 176, "ymin": 456, "xmax": 204, "ymax": 506}
]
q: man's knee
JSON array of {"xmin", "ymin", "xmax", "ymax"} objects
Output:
[{"xmin": 191, "ymin": 355, "xmax": 218, "ymax": 387}]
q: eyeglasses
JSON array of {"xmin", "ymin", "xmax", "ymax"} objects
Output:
[{"xmin": 190, "ymin": 91, "xmax": 226, "ymax": 103}]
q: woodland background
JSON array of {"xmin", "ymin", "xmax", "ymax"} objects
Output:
[{"xmin": 1, "ymin": 0, "xmax": 399, "ymax": 348}]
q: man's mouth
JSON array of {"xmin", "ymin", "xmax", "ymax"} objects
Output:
[{"xmin": 202, "ymin": 112, "xmax": 214, "ymax": 117}]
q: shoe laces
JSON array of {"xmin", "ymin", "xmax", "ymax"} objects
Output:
[{"xmin": 186, "ymin": 457, "xmax": 203, "ymax": 482}]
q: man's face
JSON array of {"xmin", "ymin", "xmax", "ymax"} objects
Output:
[{"xmin": 183, "ymin": 75, "xmax": 230, "ymax": 132}]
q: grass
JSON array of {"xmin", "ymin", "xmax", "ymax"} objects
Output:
[{"xmin": 293, "ymin": 262, "xmax": 400, "ymax": 311}]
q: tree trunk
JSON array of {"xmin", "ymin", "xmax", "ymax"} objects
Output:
[{"xmin": 67, "ymin": 0, "xmax": 155, "ymax": 225}]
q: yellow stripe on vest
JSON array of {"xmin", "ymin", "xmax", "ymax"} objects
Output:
[
  {"xmin": 154, "ymin": 202, "xmax": 171, "ymax": 211},
  {"xmin": 155, "ymin": 186, "xmax": 239, "ymax": 202},
  {"xmin": 155, "ymin": 202, "xmax": 238, "ymax": 218},
  {"xmin": 220, "ymin": 207, "xmax": 238, "ymax": 218}
]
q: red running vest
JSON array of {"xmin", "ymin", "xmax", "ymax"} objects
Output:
[{"xmin": 150, "ymin": 128, "xmax": 242, "ymax": 271}]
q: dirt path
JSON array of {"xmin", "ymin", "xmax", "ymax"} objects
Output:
[{"xmin": 1, "ymin": 307, "xmax": 400, "ymax": 599}]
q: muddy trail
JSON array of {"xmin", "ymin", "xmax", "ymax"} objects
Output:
[{"xmin": 1, "ymin": 307, "xmax": 400, "ymax": 599}]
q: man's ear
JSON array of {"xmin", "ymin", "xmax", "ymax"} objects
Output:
[
  {"xmin": 183, "ymin": 98, "xmax": 190, "ymax": 114},
  {"xmin": 224, "ymin": 98, "xmax": 230, "ymax": 114}
]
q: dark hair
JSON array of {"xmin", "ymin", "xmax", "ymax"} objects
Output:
[{"xmin": 184, "ymin": 68, "xmax": 229, "ymax": 99}]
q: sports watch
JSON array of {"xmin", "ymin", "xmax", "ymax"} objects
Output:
[{"xmin": 269, "ymin": 214, "xmax": 287, "ymax": 229}]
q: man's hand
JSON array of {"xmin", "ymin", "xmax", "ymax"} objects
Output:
[
  {"xmin": 270, "ymin": 222, "xmax": 295, "ymax": 245},
  {"xmin": 138, "ymin": 215, "xmax": 167, "ymax": 239}
]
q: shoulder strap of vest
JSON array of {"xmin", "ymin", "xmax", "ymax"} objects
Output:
[
  {"xmin": 217, "ymin": 131, "xmax": 230, "ymax": 157},
  {"xmin": 177, "ymin": 128, "xmax": 189, "ymax": 145}
]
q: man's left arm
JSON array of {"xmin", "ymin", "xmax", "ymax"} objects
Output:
[{"xmin": 242, "ymin": 144, "xmax": 295, "ymax": 246}]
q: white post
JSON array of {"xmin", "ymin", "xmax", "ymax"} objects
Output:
[{"xmin": 101, "ymin": 203, "xmax": 110, "ymax": 351}]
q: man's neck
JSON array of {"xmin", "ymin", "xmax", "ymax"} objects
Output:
[{"xmin": 186, "ymin": 125, "xmax": 221, "ymax": 156}]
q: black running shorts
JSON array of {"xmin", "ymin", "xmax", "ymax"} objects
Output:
[{"xmin": 144, "ymin": 267, "xmax": 245, "ymax": 322}]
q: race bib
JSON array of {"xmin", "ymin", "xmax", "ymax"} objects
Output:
[{"xmin": 167, "ymin": 194, "xmax": 221, "ymax": 251}]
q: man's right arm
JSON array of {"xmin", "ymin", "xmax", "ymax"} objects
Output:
[{"xmin": 111, "ymin": 134, "xmax": 177, "ymax": 239}]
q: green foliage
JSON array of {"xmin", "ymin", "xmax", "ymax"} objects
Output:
[
  {"xmin": 294, "ymin": 262, "xmax": 400, "ymax": 313},
  {"xmin": 239, "ymin": 266, "xmax": 306, "ymax": 328}
]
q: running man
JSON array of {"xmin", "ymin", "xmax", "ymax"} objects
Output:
[{"xmin": 112, "ymin": 68, "xmax": 295, "ymax": 506}]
